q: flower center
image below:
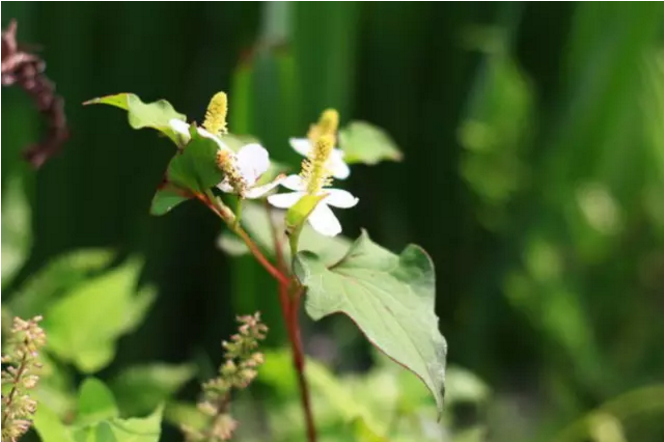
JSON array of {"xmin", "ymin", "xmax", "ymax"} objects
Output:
[
  {"xmin": 216, "ymin": 150, "xmax": 247, "ymax": 196},
  {"xmin": 301, "ymin": 134, "xmax": 334, "ymax": 195},
  {"xmin": 203, "ymin": 92, "xmax": 228, "ymax": 136}
]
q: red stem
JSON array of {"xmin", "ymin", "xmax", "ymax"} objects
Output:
[{"xmin": 265, "ymin": 202, "xmax": 317, "ymax": 442}]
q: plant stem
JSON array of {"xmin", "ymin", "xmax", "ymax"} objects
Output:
[
  {"xmin": 197, "ymin": 192, "xmax": 290, "ymax": 286},
  {"xmin": 265, "ymin": 203, "xmax": 317, "ymax": 442}
]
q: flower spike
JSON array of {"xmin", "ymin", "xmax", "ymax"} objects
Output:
[{"xmin": 203, "ymin": 92, "xmax": 228, "ymax": 136}]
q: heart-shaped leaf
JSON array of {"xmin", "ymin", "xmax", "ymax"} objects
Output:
[
  {"xmin": 339, "ymin": 121, "xmax": 403, "ymax": 165},
  {"xmin": 150, "ymin": 183, "xmax": 190, "ymax": 216},
  {"xmin": 294, "ymin": 231, "xmax": 446, "ymax": 414},
  {"xmin": 84, "ymin": 93, "xmax": 186, "ymax": 145}
]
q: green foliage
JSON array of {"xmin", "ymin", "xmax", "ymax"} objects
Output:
[
  {"xmin": 34, "ymin": 378, "xmax": 163, "ymax": 442},
  {"xmin": 1, "ymin": 175, "xmax": 32, "ymax": 284},
  {"xmin": 258, "ymin": 349, "xmax": 488, "ymax": 442},
  {"xmin": 338, "ymin": 122, "xmax": 403, "ymax": 165},
  {"xmin": 43, "ymin": 260, "xmax": 155, "ymax": 373},
  {"xmin": 76, "ymin": 378, "xmax": 119, "ymax": 425},
  {"xmin": 165, "ymin": 127, "xmax": 224, "ymax": 195},
  {"xmin": 84, "ymin": 93, "xmax": 186, "ymax": 145},
  {"xmin": 294, "ymin": 231, "xmax": 447, "ymax": 413},
  {"xmin": 110, "ymin": 364, "xmax": 196, "ymax": 417}
]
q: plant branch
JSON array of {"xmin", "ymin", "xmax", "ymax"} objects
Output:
[
  {"xmin": 265, "ymin": 202, "xmax": 317, "ymax": 442},
  {"xmin": 196, "ymin": 192, "xmax": 290, "ymax": 287}
]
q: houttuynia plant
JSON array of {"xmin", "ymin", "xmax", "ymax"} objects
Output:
[{"xmin": 81, "ymin": 91, "xmax": 447, "ymax": 442}]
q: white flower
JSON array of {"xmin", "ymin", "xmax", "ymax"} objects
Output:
[
  {"xmin": 267, "ymin": 175, "xmax": 358, "ymax": 237},
  {"xmin": 169, "ymin": 119, "xmax": 282, "ymax": 199},
  {"xmin": 290, "ymin": 137, "xmax": 350, "ymax": 180}
]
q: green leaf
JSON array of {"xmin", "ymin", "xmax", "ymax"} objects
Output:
[
  {"xmin": 44, "ymin": 260, "xmax": 156, "ymax": 373},
  {"xmin": 34, "ymin": 406, "xmax": 75, "ymax": 442},
  {"xmin": 339, "ymin": 121, "xmax": 403, "ymax": 165},
  {"xmin": 150, "ymin": 184, "xmax": 190, "ymax": 216},
  {"xmin": 9, "ymin": 249, "xmax": 115, "ymax": 318},
  {"xmin": 110, "ymin": 363, "xmax": 196, "ymax": 416},
  {"xmin": 217, "ymin": 201, "xmax": 351, "ymax": 265},
  {"xmin": 76, "ymin": 378, "xmax": 119, "ymax": 425},
  {"xmin": 294, "ymin": 231, "xmax": 447, "ymax": 414},
  {"xmin": 1, "ymin": 175, "xmax": 32, "ymax": 284},
  {"xmin": 84, "ymin": 93, "xmax": 186, "ymax": 145},
  {"xmin": 166, "ymin": 127, "xmax": 223, "ymax": 194},
  {"xmin": 71, "ymin": 407, "xmax": 163, "ymax": 442}
]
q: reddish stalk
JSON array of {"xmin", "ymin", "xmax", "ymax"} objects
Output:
[{"xmin": 265, "ymin": 202, "xmax": 317, "ymax": 442}]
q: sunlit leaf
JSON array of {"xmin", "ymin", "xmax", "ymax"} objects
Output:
[
  {"xmin": 44, "ymin": 260, "xmax": 155, "ymax": 373},
  {"xmin": 84, "ymin": 93, "xmax": 186, "ymax": 145},
  {"xmin": 339, "ymin": 121, "xmax": 403, "ymax": 165},
  {"xmin": 34, "ymin": 406, "xmax": 74, "ymax": 442},
  {"xmin": 71, "ymin": 406, "xmax": 163, "ymax": 442},
  {"xmin": 76, "ymin": 378, "xmax": 119, "ymax": 426},
  {"xmin": 294, "ymin": 231, "xmax": 447, "ymax": 414}
]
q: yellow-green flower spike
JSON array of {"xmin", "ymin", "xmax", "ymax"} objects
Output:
[
  {"xmin": 301, "ymin": 134, "xmax": 334, "ymax": 194},
  {"xmin": 203, "ymin": 92, "xmax": 228, "ymax": 136},
  {"xmin": 308, "ymin": 108, "xmax": 339, "ymax": 145},
  {"xmin": 216, "ymin": 150, "xmax": 247, "ymax": 196}
]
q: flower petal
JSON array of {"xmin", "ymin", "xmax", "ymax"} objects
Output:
[
  {"xmin": 281, "ymin": 174, "xmax": 307, "ymax": 191},
  {"xmin": 267, "ymin": 191, "xmax": 305, "ymax": 209},
  {"xmin": 324, "ymin": 188, "xmax": 359, "ymax": 208},
  {"xmin": 329, "ymin": 149, "xmax": 351, "ymax": 179},
  {"xmin": 217, "ymin": 179, "xmax": 234, "ymax": 194},
  {"xmin": 169, "ymin": 119, "xmax": 190, "ymax": 136},
  {"xmin": 244, "ymin": 175, "xmax": 286, "ymax": 199},
  {"xmin": 308, "ymin": 203, "xmax": 342, "ymax": 237},
  {"xmin": 196, "ymin": 127, "xmax": 231, "ymax": 152},
  {"xmin": 237, "ymin": 143, "xmax": 270, "ymax": 185},
  {"xmin": 290, "ymin": 138, "xmax": 312, "ymax": 157}
]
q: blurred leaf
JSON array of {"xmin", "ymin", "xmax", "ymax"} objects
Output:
[
  {"xmin": 339, "ymin": 121, "xmax": 403, "ymax": 165},
  {"xmin": 76, "ymin": 378, "xmax": 119, "ymax": 426},
  {"xmin": 43, "ymin": 259, "xmax": 155, "ymax": 373},
  {"xmin": 71, "ymin": 406, "xmax": 163, "ymax": 442},
  {"xmin": 294, "ymin": 231, "xmax": 447, "ymax": 414},
  {"xmin": 8, "ymin": 249, "xmax": 115, "ymax": 318},
  {"xmin": 84, "ymin": 93, "xmax": 186, "ymax": 145},
  {"xmin": 1, "ymin": 176, "xmax": 32, "ymax": 284},
  {"xmin": 218, "ymin": 201, "xmax": 350, "ymax": 265},
  {"xmin": 444, "ymin": 366, "xmax": 490, "ymax": 405},
  {"xmin": 166, "ymin": 127, "xmax": 223, "ymax": 194},
  {"xmin": 34, "ymin": 405, "xmax": 75, "ymax": 442},
  {"xmin": 150, "ymin": 184, "xmax": 190, "ymax": 216},
  {"xmin": 110, "ymin": 363, "xmax": 196, "ymax": 416}
]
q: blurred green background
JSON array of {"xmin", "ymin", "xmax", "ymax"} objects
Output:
[{"xmin": 3, "ymin": 2, "xmax": 664, "ymax": 441}]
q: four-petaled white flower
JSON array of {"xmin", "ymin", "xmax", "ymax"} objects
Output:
[
  {"xmin": 268, "ymin": 175, "xmax": 358, "ymax": 237},
  {"xmin": 169, "ymin": 119, "xmax": 282, "ymax": 199},
  {"xmin": 290, "ymin": 137, "xmax": 350, "ymax": 180}
]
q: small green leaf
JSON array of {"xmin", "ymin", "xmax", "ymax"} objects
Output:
[
  {"xmin": 76, "ymin": 378, "xmax": 119, "ymax": 425},
  {"xmin": 44, "ymin": 260, "xmax": 156, "ymax": 373},
  {"xmin": 110, "ymin": 363, "xmax": 196, "ymax": 416},
  {"xmin": 150, "ymin": 184, "xmax": 190, "ymax": 216},
  {"xmin": 294, "ymin": 231, "xmax": 447, "ymax": 414},
  {"xmin": 84, "ymin": 93, "xmax": 186, "ymax": 145},
  {"xmin": 339, "ymin": 121, "xmax": 403, "ymax": 165},
  {"xmin": 166, "ymin": 127, "xmax": 223, "ymax": 194}
]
